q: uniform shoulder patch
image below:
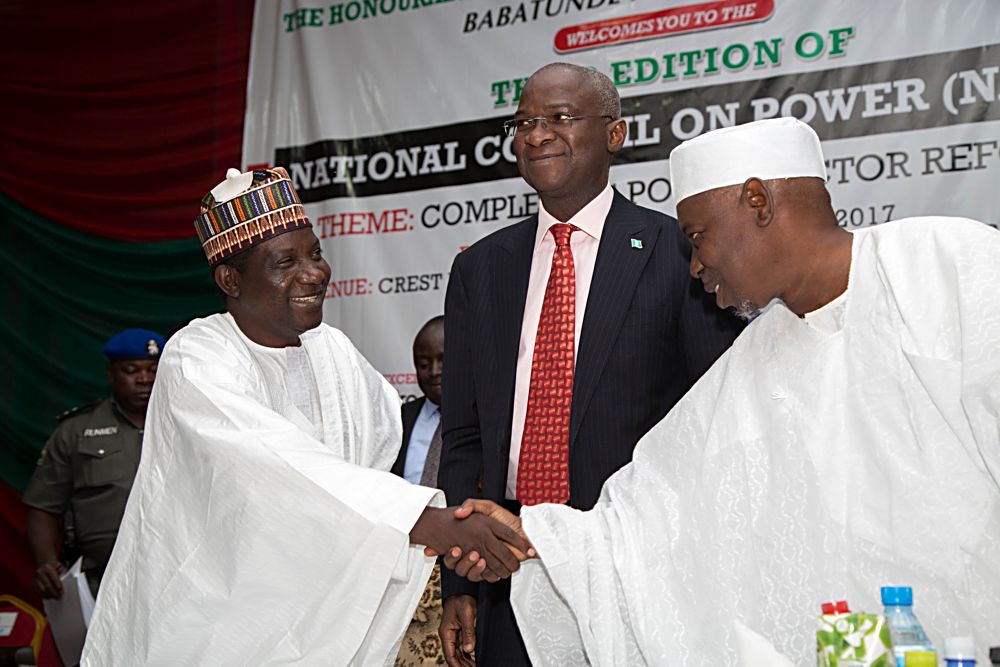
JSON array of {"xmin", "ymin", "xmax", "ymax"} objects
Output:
[{"xmin": 56, "ymin": 400, "xmax": 102, "ymax": 423}]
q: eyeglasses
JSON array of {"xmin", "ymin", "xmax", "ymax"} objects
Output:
[{"xmin": 502, "ymin": 113, "xmax": 616, "ymax": 138}]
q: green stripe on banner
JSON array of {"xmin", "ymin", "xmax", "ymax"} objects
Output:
[{"xmin": 0, "ymin": 193, "xmax": 221, "ymax": 492}]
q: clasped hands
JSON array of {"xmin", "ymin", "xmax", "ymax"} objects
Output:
[{"xmin": 412, "ymin": 499, "xmax": 535, "ymax": 583}]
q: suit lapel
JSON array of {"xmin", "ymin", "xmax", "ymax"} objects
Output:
[
  {"xmin": 570, "ymin": 192, "xmax": 661, "ymax": 446},
  {"xmin": 392, "ymin": 396, "xmax": 424, "ymax": 476},
  {"xmin": 491, "ymin": 218, "xmax": 536, "ymax": 455},
  {"xmin": 402, "ymin": 396, "xmax": 424, "ymax": 442}
]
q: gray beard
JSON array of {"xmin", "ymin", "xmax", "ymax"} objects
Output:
[{"xmin": 732, "ymin": 298, "xmax": 762, "ymax": 322}]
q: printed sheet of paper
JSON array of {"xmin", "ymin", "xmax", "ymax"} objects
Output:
[
  {"xmin": 43, "ymin": 558, "xmax": 95, "ymax": 666},
  {"xmin": 0, "ymin": 611, "xmax": 16, "ymax": 637}
]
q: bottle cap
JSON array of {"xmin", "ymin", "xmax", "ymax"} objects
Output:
[
  {"xmin": 945, "ymin": 636, "xmax": 975, "ymax": 659},
  {"xmin": 904, "ymin": 651, "xmax": 937, "ymax": 667},
  {"xmin": 880, "ymin": 586, "xmax": 913, "ymax": 605},
  {"xmin": 820, "ymin": 600, "xmax": 850, "ymax": 615}
]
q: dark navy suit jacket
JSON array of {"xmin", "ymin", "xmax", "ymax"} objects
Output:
[
  {"xmin": 437, "ymin": 191, "xmax": 743, "ymax": 660},
  {"xmin": 390, "ymin": 396, "xmax": 425, "ymax": 478}
]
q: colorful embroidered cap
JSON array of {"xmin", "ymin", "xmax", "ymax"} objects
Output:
[
  {"xmin": 194, "ymin": 167, "xmax": 312, "ymax": 266},
  {"xmin": 103, "ymin": 329, "xmax": 165, "ymax": 360}
]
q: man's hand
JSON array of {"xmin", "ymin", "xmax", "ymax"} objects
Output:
[
  {"xmin": 431, "ymin": 499, "xmax": 535, "ymax": 582},
  {"xmin": 440, "ymin": 594, "xmax": 477, "ymax": 667},
  {"xmin": 32, "ymin": 561, "xmax": 66, "ymax": 599},
  {"xmin": 26, "ymin": 508, "xmax": 65, "ymax": 598},
  {"xmin": 432, "ymin": 545, "xmax": 491, "ymax": 580},
  {"xmin": 454, "ymin": 499, "xmax": 531, "ymax": 558},
  {"xmin": 410, "ymin": 506, "xmax": 532, "ymax": 582}
]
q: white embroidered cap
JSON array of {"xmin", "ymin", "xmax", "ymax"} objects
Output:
[{"xmin": 669, "ymin": 117, "xmax": 827, "ymax": 204}]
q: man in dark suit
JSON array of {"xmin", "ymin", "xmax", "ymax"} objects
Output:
[
  {"xmin": 437, "ymin": 63, "xmax": 743, "ymax": 666},
  {"xmin": 392, "ymin": 315, "xmax": 444, "ymax": 482},
  {"xmin": 393, "ymin": 315, "xmax": 448, "ymax": 666}
]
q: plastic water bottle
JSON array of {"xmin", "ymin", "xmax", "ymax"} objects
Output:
[
  {"xmin": 945, "ymin": 636, "xmax": 977, "ymax": 667},
  {"xmin": 882, "ymin": 586, "xmax": 935, "ymax": 667}
]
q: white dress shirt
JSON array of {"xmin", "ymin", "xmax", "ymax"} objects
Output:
[{"xmin": 506, "ymin": 185, "xmax": 614, "ymax": 499}]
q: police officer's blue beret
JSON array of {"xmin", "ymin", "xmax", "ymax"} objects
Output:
[{"xmin": 102, "ymin": 329, "xmax": 165, "ymax": 360}]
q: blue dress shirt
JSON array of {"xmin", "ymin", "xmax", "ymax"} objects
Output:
[{"xmin": 403, "ymin": 399, "xmax": 440, "ymax": 484}]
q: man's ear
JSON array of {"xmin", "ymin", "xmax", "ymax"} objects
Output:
[
  {"xmin": 607, "ymin": 118, "xmax": 627, "ymax": 154},
  {"xmin": 214, "ymin": 264, "xmax": 241, "ymax": 300},
  {"xmin": 742, "ymin": 178, "xmax": 774, "ymax": 228}
]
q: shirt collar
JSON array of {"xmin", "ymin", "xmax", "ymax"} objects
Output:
[
  {"xmin": 109, "ymin": 399, "xmax": 143, "ymax": 431},
  {"xmin": 534, "ymin": 184, "xmax": 614, "ymax": 251}
]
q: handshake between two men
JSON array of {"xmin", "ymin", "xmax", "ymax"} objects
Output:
[{"xmin": 410, "ymin": 499, "xmax": 533, "ymax": 583}]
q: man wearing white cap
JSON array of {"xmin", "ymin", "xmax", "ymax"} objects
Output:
[
  {"xmin": 82, "ymin": 167, "xmax": 532, "ymax": 667},
  {"xmin": 451, "ymin": 118, "xmax": 1000, "ymax": 664}
]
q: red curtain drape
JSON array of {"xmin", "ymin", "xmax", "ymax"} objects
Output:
[
  {"xmin": 0, "ymin": 0, "xmax": 255, "ymax": 242},
  {"xmin": 0, "ymin": 0, "xmax": 255, "ymax": 600},
  {"xmin": 0, "ymin": 480, "xmax": 36, "ymax": 606}
]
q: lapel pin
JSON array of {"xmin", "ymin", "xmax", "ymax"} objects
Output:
[{"xmin": 630, "ymin": 238, "xmax": 643, "ymax": 249}]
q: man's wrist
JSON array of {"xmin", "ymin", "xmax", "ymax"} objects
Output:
[
  {"xmin": 440, "ymin": 565, "xmax": 480, "ymax": 598},
  {"xmin": 411, "ymin": 506, "xmax": 445, "ymax": 547}
]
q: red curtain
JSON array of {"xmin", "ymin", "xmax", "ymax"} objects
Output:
[
  {"xmin": 0, "ymin": 0, "xmax": 254, "ymax": 599},
  {"xmin": 0, "ymin": 480, "xmax": 37, "ymax": 606},
  {"xmin": 0, "ymin": 0, "xmax": 255, "ymax": 242}
]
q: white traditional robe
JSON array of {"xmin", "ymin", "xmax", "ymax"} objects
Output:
[
  {"xmin": 511, "ymin": 217, "xmax": 1000, "ymax": 665},
  {"xmin": 83, "ymin": 314, "xmax": 443, "ymax": 666}
]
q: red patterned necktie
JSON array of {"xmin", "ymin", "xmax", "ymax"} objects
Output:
[{"xmin": 517, "ymin": 223, "xmax": 576, "ymax": 506}]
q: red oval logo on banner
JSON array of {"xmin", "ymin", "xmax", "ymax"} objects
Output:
[{"xmin": 554, "ymin": 0, "xmax": 775, "ymax": 53}]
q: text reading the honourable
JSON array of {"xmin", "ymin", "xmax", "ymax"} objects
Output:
[{"xmin": 283, "ymin": 0, "xmax": 461, "ymax": 32}]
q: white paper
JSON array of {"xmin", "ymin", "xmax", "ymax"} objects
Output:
[
  {"xmin": 0, "ymin": 611, "xmax": 16, "ymax": 637},
  {"xmin": 43, "ymin": 558, "xmax": 95, "ymax": 666}
]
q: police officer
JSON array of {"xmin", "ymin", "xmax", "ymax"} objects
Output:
[{"xmin": 23, "ymin": 328, "xmax": 164, "ymax": 599}]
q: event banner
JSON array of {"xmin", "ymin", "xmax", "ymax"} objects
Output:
[{"xmin": 244, "ymin": 0, "xmax": 1000, "ymax": 398}]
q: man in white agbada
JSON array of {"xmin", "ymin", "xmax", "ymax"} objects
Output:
[
  {"xmin": 449, "ymin": 118, "xmax": 1000, "ymax": 665},
  {"xmin": 81, "ymin": 167, "xmax": 532, "ymax": 667}
]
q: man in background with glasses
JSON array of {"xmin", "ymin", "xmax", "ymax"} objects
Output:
[{"xmin": 437, "ymin": 62, "xmax": 742, "ymax": 667}]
